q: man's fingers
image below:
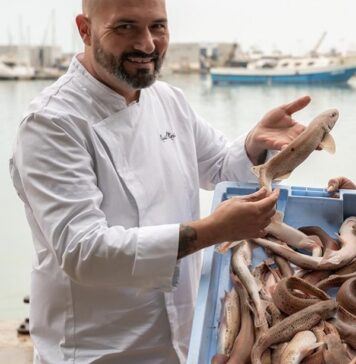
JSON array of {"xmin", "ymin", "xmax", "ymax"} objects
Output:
[
  {"xmin": 266, "ymin": 206, "xmax": 277, "ymax": 219},
  {"xmin": 256, "ymin": 188, "xmax": 280, "ymax": 210},
  {"xmin": 327, "ymin": 178, "xmax": 338, "ymax": 192},
  {"xmin": 327, "ymin": 176, "xmax": 356, "ymax": 191},
  {"xmin": 218, "ymin": 189, "xmax": 263, "ymax": 210},
  {"xmin": 257, "ymin": 228, "xmax": 268, "ymax": 237},
  {"xmin": 292, "ymin": 122, "xmax": 306, "ymax": 135},
  {"xmin": 282, "ymin": 95, "xmax": 311, "ymax": 115},
  {"xmin": 280, "ymin": 144, "xmax": 289, "ymax": 150},
  {"xmin": 244, "ymin": 187, "xmax": 268, "ymax": 202}
]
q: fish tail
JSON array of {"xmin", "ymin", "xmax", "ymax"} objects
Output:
[
  {"xmin": 251, "ymin": 164, "xmax": 262, "ymax": 178},
  {"xmin": 259, "ymin": 169, "xmax": 273, "ymax": 192},
  {"xmin": 319, "ymin": 251, "xmax": 342, "ymax": 265},
  {"xmin": 251, "ymin": 165, "xmax": 272, "ymax": 191}
]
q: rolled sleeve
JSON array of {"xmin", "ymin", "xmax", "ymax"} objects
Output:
[{"xmin": 133, "ymin": 224, "xmax": 180, "ymax": 291}]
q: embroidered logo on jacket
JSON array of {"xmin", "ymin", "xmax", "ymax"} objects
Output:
[{"xmin": 160, "ymin": 131, "xmax": 176, "ymax": 142}]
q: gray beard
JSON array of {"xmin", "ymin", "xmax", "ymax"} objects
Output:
[{"xmin": 93, "ymin": 41, "xmax": 164, "ymax": 89}]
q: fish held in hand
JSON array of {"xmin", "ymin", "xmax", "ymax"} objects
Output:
[{"xmin": 252, "ymin": 109, "xmax": 339, "ymax": 191}]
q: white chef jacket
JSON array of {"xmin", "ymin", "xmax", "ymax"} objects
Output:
[{"xmin": 10, "ymin": 55, "xmax": 258, "ymax": 364}]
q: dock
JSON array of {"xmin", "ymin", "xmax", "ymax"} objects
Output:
[{"xmin": 0, "ymin": 321, "xmax": 33, "ymax": 363}]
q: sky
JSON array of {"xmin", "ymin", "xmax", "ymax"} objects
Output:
[{"xmin": 1, "ymin": 0, "xmax": 356, "ymax": 55}]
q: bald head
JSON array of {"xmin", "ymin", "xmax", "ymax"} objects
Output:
[
  {"xmin": 82, "ymin": 0, "xmax": 167, "ymax": 18},
  {"xmin": 82, "ymin": 0, "xmax": 98, "ymax": 17}
]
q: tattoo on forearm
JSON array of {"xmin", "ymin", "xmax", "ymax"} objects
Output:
[{"xmin": 178, "ymin": 224, "xmax": 199, "ymax": 259}]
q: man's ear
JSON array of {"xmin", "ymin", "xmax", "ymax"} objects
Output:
[{"xmin": 76, "ymin": 15, "xmax": 92, "ymax": 46}]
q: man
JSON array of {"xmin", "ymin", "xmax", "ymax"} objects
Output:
[{"xmin": 10, "ymin": 0, "xmax": 311, "ymax": 363}]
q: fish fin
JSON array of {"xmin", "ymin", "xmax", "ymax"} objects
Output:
[
  {"xmin": 302, "ymin": 342, "xmax": 324, "ymax": 355},
  {"xmin": 299, "ymin": 235, "xmax": 323, "ymax": 251},
  {"xmin": 215, "ymin": 241, "xmax": 238, "ymax": 254},
  {"xmin": 309, "ymin": 235, "xmax": 323, "ymax": 247},
  {"xmin": 264, "ymin": 257, "xmax": 275, "ymax": 266},
  {"xmin": 253, "ymin": 318, "xmax": 264, "ymax": 328},
  {"xmin": 247, "ymin": 300, "xmax": 259, "ymax": 323},
  {"xmin": 320, "ymin": 249, "xmax": 341, "ymax": 265},
  {"xmin": 251, "ymin": 308, "xmax": 264, "ymax": 328},
  {"xmin": 251, "ymin": 164, "xmax": 263, "ymax": 178},
  {"xmin": 272, "ymin": 210, "xmax": 284, "ymax": 223},
  {"xmin": 319, "ymin": 134, "xmax": 336, "ymax": 154},
  {"xmin": 274, "ymin": 172, "xmax": 292, "ymax": 181},
  {"xmin": 323, "ymin": 248, "xmax": 336, "ymax": 259},
  {"xmin": 336, "ymin": 235, "xmax": 347, "ymax": 248}
]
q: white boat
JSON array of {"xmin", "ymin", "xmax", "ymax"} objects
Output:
[
  {"xmin": 211, "ymin": 56, "xmax": 356, "ymax": 85},
  {"xmin": 0, "ymin": 58, "xmax": 35, "ymax": 80}
]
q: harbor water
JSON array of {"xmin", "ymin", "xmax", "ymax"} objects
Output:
[{"xmin": 1, "ymin": 74, "xmax": 356, "ymax": 319}]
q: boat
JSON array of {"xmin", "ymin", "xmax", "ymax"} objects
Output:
[
  {"xmin": 0, "ymin": 57, "xmax": 35, "ymax": 80},
  {"xmin": 210, "ymin": 56, "xmax": 356, "ymax": 85}
]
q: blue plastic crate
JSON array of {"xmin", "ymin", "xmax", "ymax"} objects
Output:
[{"xmin": 187, "ymin": 181, "xmax": 356, "ymax": 364}]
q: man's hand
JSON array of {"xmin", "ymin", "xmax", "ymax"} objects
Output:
[
  {"xmin": 327, "ymin": 176, "xmax": 356, "ymax": 193},
  {"xmin": 209, "ymin": 187, "xmax": 279, "ymax": 242},
  {"xmin": 245, "ymin": 96, "xmax": 311, "ymax": 165},
  {"xmin": 178, "ymin": 188, "xmax": 279, "ymax": 259}
]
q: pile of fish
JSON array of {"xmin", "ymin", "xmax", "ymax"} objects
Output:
[
  {"xmin": 212, "ymin": 220, "xmax": 356, "ymax": 364},
  {"xmin": 211, "ymin": 109, "xmax": 356, "ymax": 363}
]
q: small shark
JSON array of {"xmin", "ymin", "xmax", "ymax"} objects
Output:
[{"xmin": 252, "ymin": 109, "xmax": 339, "ymax": 192}]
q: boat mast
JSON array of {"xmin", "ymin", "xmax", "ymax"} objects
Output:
[{"xmin": 310, "ymin": 31, "xmax": 327, "ymax": 57}]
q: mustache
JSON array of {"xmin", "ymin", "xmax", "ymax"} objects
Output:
[{"xmin": 122, "ymin": 51, "xmax": 160, "ymax": 61}]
